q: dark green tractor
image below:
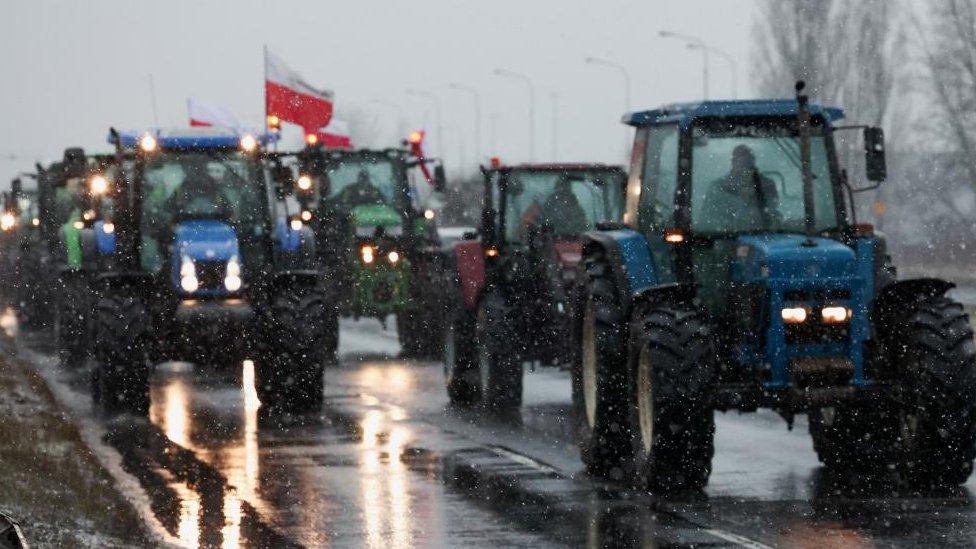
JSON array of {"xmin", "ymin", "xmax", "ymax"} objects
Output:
[{"xmin": 297, "ymin": 145, "xmax": 447, "ymax": 356}]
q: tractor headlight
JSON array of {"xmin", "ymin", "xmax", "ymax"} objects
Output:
[
  {"xmin": 387, "ymin": 250, "xmax": 400, "ymax": 264},
  {"xmin": 0, "ymin": 212, "xmax": 15, "ymax": 232},
  {"xmin": 180, "ymin": 256, "xmax": 199, "ymax": 293},
  {"xmin": 89, "ymin": 174, "xmax": 109, "ymax": 195},
  {"xmin": 224, "ymin": 256, "xmax": 242, "ymax": 292},
  {"xmin": 361, "ymin": 245, "xmax": 375, "ymax": 264},
  {"xmin": 239, "ymin": 134, "xmax": 258, "ymax": 153},
  {"xmin": 821, "ymin": 306, "xmax": 852, "ymax": 324},
  {"xmin": 297, "ymin": 174, "xmax": 313, "ymax": 191},
  {"xmin": 139, "ymin": 133, "xmax": 157, "ymax": 153},
  {"xmin": 781, "ymin": 307, "xmax": 809, "ymax": 324}
]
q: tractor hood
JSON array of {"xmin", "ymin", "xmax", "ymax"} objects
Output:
[
  {"xmin": 733, "ymin": 234, "xmax": 856, "ymax": 282},
  {"xmin": 171, "ymin": 219, "xmax": 239, "ymax": 296},
  {"xmin": 351, "ymin": 204, "xmax": 403, "ymax": 236}
]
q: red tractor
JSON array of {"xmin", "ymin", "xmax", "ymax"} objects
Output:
[{"xmin": 442, "ymin": 163, "xmax": 626, "ymax": 409}]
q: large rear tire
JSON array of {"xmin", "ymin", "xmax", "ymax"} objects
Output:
[
  {"xmin": 893, "ymin": 296, "xmax": 976, "ymax": 487},
  {"xmin": 258, "ymin": 286, "xmax": 329, "ymax": 413},
  {"xmin": 476, "ymin": 292, "xmax": 522, "ymax": 409},
  {"xmin": 572, "ymin": 250, "xmax": 631, "ymax": 475},
  {"xmin": 443, "ymin": 297, "xmax": 479, "ymax": 407},
  {"xmin": 628, "ymin": 305, "xmax": 716, "ymax": 492},
  {"xmin": 55, "ymin": 273, "xmax": 91, "ymax": 369},
  {"xmin": 91, "ymin": 291, "xmax": 151, "ymax": 415}
]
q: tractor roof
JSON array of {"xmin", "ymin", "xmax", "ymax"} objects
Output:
[
  {"xmin": 489, "ymin": 163, "xmax": 622, "ymax": 173},
  {"xmin": 624, "ymin": 99, "xmax": 845, "ymax": 128},
  {"xmin": 110, "ymin": 127, "xmax": 278, "ymax": 150}
]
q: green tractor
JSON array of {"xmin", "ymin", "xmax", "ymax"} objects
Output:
[{"xmin": 296, "ymin": 141, "xmax": 447, "ymax": 356}]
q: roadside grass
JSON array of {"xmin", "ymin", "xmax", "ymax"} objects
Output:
[{"xmin": 0, "ymin": 341, "xmax": 151, "ymax": 548}]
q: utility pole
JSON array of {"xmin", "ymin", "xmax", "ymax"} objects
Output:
[{"xmin": 494, "ymin": 68, "xmax": 536, "ymax": 161}]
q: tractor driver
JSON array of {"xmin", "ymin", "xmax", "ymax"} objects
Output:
[
  {"xmin": 171, "ymin": 157, "xmax": 235, "ymax": 220},
  {"xmin": 338, "ymin": 169, "xmax": 385, "ymax": 207},
  {"xmin": 538, "ymin": 177, "xmax": 588, "ymax": 237},
  {"xmin": 699, "ymin": 145, "xmax": 780, "ymax": 233}
]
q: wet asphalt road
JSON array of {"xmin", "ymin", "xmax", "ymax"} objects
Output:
[{"xmin": 14, "ymin": 311, "xmax": 976, "ymax": 548}]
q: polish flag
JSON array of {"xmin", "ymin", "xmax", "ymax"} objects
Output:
[
  {"xmin": 313, "ymin": 118, "xmax": 353, "ymax": 149},
  {"xmin": 187, "ymin": 98, "xmax": 241, "ymax": 129},
  {"xmin": 265, "ymin": 49, "xmax": 334, "ymax": 133}
]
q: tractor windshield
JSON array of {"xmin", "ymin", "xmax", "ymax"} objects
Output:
[
  {"xmin": 690, "ymin": 118, "xmax": 839, "ymax": 235},
  {"xmin": 139, "ymin": 151, "xmax": 266, "ymax": 272},
  {"xmin": 499, "ymin": 169, "xmax": 624, "ymax": 243},
  {"xmin": 322, "ymin": 155, "xmax": 404, "ymax": 209}
]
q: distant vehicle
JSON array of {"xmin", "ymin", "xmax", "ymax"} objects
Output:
[
  {"xmin": 573, "ymin": 84, "xmax": 976, "ymax": 491},
  {"xmin": 296, "ymin": 137, "xmax": 447, "ymax": 356},
  {"xmin": 442, "ymin": 163, "xmax": 626, "ymax": 408},
  {"xmin": 85, "ymin": 127, "xmax": 334, "ymax": 413}
]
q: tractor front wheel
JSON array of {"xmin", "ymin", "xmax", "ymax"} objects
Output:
[
  {"xmin": 443, "ymin": 297, "xmax": 478, "ymax": 407},
  {"xmin": 55, "ymin": 274, "xmax": 91, "ymax": 369},
  {"xmin": 475, "ymin": 292, "xmax": 522, "ymax": 409},
  {"xmin": 91, "ymin": 291, "xmax": 151, "ymax": 415},
  {"xmin": 628, "ymin": 305, "xmax": 716, "ymax": 492}
]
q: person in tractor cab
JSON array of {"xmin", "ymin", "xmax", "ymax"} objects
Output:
[
  {"xmin": 170, "ymin": 157, "xmax": 234, "ymax": 220},
  {"xmin": 337, "ymin": 169, "xmax": 385, "ymax": 207},
  {"xmin": 538, "ymin": 176, "xmax": 588, "ymax": 237},
  {"xmin": 700, "ymin": 144, "xmax": 780, "ymax": 232}
]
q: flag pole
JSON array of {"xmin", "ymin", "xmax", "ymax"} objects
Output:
[{"xmin": 263, "ymin": 44, "xmax": 268, "ymax": 135}]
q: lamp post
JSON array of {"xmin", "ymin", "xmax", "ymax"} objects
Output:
[
  {"xmin": 448, "ymin": 82, "xmax": 482, "ymax": 164},
  {"xmin": 659, "ymin": 30, "xmax": 739, "ymax": 99},
  {"xmin": 371, "ymin": 98, "xmax": 405, "ymax": 142},
  {"xmin": 494, "ymin": 68, "xmax": 536, "ymax": 161},
  {"xmin": 584, "ymin": 55, "xmax": 633, "ymax": 158}
]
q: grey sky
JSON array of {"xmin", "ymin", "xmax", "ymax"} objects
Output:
[{"xmin": 0, "ymin": 0, "xmax": 754, "ymax": 178}]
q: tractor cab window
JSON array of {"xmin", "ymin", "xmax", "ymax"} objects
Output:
[
  {"xmin": 321, "ymin": 156, "xmax": 404, "ymax": 209},
  {"xmin": 637, "ymin": 124, "xmax": 680, "ymax": 234},
  {"xmin": 139, "ymin": 151, "xmax": 266, "ymax": 273},
  {"xmin": 690, "ymin": 117, "xmax": 839, "ymax": 235},
  {"xmin": 500, "ymin": 169, "xmax": 624, "ymax": 243}
]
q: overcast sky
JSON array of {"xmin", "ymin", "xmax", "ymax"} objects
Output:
[{"xmin": 0, "ymin": 0, "xmax": 754, "ymax": 178}]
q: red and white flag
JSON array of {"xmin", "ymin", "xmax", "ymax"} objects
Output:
[
  {"xmin": 313, "ymin": 118, "xmax": 353, "ymax": 149},
  {"xmin": 187, "ymin": 98, "xmax": 241, "ymax": 129},
  {"xmin": 265, "ymin": 49, "xmax": 334, "ymax": 133}
]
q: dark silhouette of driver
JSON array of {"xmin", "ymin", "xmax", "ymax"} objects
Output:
[
  {"xmin": 700, "ymin": 145, "xmax": 779, "ymax": 232},
  {"xmin": 539, "ymin": 177, "xmax": 588, "ymax": 236},
  {"xmin": 339, "ymin": 169, "xmax": 384, "ymax": 206},
  {"xmin": 171, "ymin": 156, "xmax": 233, "ymax": 220}
]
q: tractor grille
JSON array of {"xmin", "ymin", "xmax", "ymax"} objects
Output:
[{"xmin": 196, "ymin": 260, "xmax": 226, "ymax": 289}]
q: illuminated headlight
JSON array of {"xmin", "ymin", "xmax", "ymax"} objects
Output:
[
  {"xmin": 73, "ymin": 221, "xmax": 85, "ymax": 230},
  {"xmin": 102, "ymin": 222, "xmax": 114, "ymax": 234},
  {"xmin": 290, "ymin": 219, "xmax": 303, "ymax": 231},
  {"xmin": 781, "ymin": 307, "xmax": 809, "ymax": 324},
  {"xmin": 821, "ymin": 306, "xmax": 852, "ymax": 324},
  {"xmin": 89, "ymin": 174, "xmax": 109, "ymax": 195},
  {"xmin": 224, "ymin": 256, "xmax": 242, "ymax": 292},
  {"xmin": 301, "ymin": 210, "xmax": 312, "ymax": 221},
  {"xmin": 360, "ymin": 245, "xmax": 375, "ymax": 264},
  {"xmin": 424, "ymin": 209, "xmax": 435, "ymax": 220},
  {"xmin": 0, "ymin": 212, "xmax": 15, "ymax": 231},
  {"xmin": 180, "ymin": 256, "xmax": 198, "ymax": 293},
  {"xmin": 139, "ymin": 133, "xmax": 157, "ymax": 152},
  {"xmin": 387, "ymin": 250, "xmax": 400, "ymax": 264},
  {"xmin": 239, "ymin": 134, "xmax": 258, "ymax": 153},
  {"xmin": 297, "ymin": 174, "xmax": 313, "ymax": 191}
]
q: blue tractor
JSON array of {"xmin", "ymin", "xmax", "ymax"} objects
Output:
[
  {"xmin": 88, "ymin": 127, "xmax": 334, "ymax": 413},
  {"xmin": 574, "ymin": 83, "xmax": 976, "ymax": 491}
]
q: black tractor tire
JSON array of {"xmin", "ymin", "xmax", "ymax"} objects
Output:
[
  {"xmin": 91, "ymin": 291, "xmax": 151, "ymax": 415},
  {"xmin": 55, "ymin": 274, "xmax": 91, "ymax": 369},
  {"xmin": 397, "ymin": 309, "xmax": 427, "ymax": 358},
  {"xmin": 475, "ymin": 292, "xmax": 522, "ymax": 409},
  {"xmin": 892, "ymin": 296, "xmax": 976, "ymax": 487},
  {"xmin": 443, "ymin": 298, "xmax": 479, "ymax": 407},
  {"xmin": 808, "ymin": 403, "xmax": 899, "ymax": 475},
  {"xmin": 258, "ymin": 286, "xmax": 329, "ymax": 413},
  {"xmin": 627, "ymin": 305, "xmax": 716, "ymax": 492},
  {"xmin": 571, "ymin": 249, "xmax": 632, "ymax": 476}
]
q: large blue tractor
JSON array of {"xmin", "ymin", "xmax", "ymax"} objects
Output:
[
  {"xmin": 574, "ymin": 83, "xmax": 976, "ymax": 491},
  {"xmin": 88, "ymin": 127, "xmax": 334, "ymax": 413}
]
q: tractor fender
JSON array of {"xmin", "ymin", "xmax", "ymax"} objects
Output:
[
  {"xmin": 452, "ymin": 240, "xmax": 485, "ymax": 311},
  {"xmin": 632, "ymin": 282, "xmax": 698, "ymax": 315},
  {"xmin": 874, "ymin": 277, "xmax": 955, "ymax": 314},
  {"xmin": 581, "ymin": 228, "xmax": 657, "ymax": 315}
]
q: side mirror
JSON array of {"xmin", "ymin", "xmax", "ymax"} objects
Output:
[
  {"xmin": 11, "ymin": 178, "xmax": 22, "ymax": 196},
  {"xmin": 62, "ymin": 147, "xmax": 87, "ymax": 179},
  {"xmin": 271, "ymin": 164, "xmax": 294, "ymax": 200},
  {"xmin": 433, "ymin": 165, "xmax": 447, "ymax": 193},
  {"xmin": 864, "ymin": 127, "xmax": 886, "ymax": 182}
]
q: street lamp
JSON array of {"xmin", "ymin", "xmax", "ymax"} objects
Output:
[
  {"xmin": 494, "ymin": 68, "xmax": 536, "ymax": 161},
  {"xmin": 371, "ymin": 99, "xmax": 405, "ymax": 142},
  {"xmin": 405, "ymin": 88, "xmax": 443, "ymax": 156},
  {"xmin": 659, "ymin": 30, "xmax": 738, "ymax": 99},
  {"xmin": 448, "ymin": 82, "xmax": 482, "ymax": 164}
]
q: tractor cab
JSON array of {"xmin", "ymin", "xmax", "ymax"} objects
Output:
[{"xmin": 442, "ymin": 163, "xmax": 626, "ymax": 408}]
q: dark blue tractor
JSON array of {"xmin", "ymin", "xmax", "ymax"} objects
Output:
[
  {"xmin": 88, "ymin": 127, "xmax": 335, "ymax": 413},
  {"xmin": 574, "ymin": 83, "xmax": 976, "ymax": 491}
]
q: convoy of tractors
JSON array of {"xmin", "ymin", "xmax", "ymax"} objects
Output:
[{"xmin": 3, "ymin": 81, "xmax": 975, "ymax": 492}]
